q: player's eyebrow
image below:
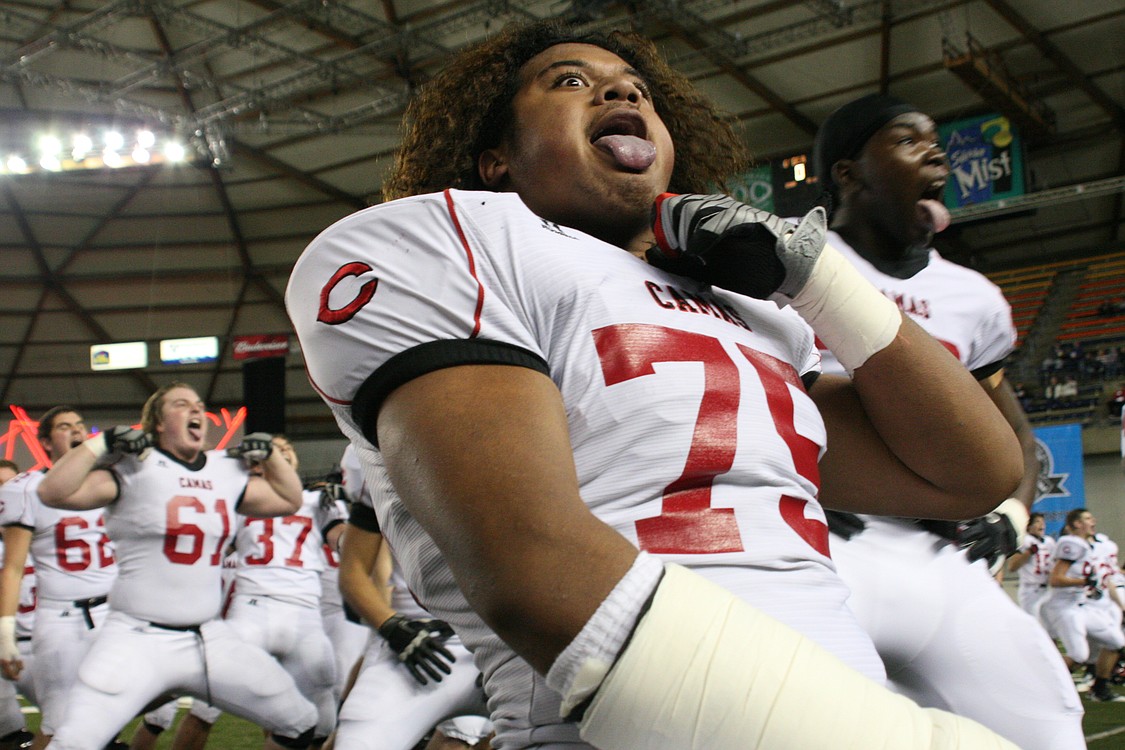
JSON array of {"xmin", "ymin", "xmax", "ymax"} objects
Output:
[{"xmin": 533, "ymin": 58, "xmax": 644, "ymax": 82}]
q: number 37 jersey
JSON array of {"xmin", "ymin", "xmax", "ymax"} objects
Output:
[
  {"xmin": 288, "ymin": 190, "xmax": 845, "ymax": 623},
  {"xmin": 103, "ymin": 449, "xmax": 247, "ymax": 626}
]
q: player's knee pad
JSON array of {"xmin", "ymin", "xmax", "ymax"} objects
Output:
[{"xmin": 271, "ymin": 726, "xmax": 316, "ymax": 749}]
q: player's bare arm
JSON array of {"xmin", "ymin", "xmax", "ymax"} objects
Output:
[
  {"xmin": 239, "ymin": 449, "xmax": 304, "ymax": 517},
  {"xmin": 337, "ymin": 524, "xmax": 395, "ymax": 628},
  {"xmin": 0, "ymin": 526, "xmax": 30, "ymax": 680},
  {"xmin": 36, "ymin": 443, "xmax": 118, "ymax": 511},
  {"xmin": 810, "ymin": 315, "xmax": 1022, "ymax": 520},
  {"xmin": 1048, "ymin": 558, "xmax": 1087, "ymax": 588},
  {"xmin": 379, "ymin": 363, "xmax": 638, "ymax": 675},
  {"xmin": 981, "ymin": 373, "xmax": 1039, "ymax": 509}
]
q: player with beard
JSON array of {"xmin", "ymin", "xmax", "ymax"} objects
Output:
[
  {"xmin": 289, "ymin": 21, "xmax": 1026, "ymax": 750},
  {"xmin": 0, "ymin": 406, "xmax": 122, "ymax": 750},
  {"xmin": 36, "ymin": 383, "xmax": 318, "ymax": 750},
  {"xmin": 811, "ymin": 94, "xmax": 1084, "ymax": 748}
]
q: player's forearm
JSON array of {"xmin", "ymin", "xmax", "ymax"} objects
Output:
[
  {"xmin": 338, "ymin": 568, "xmax": 395, "ymax": 627},
  {"xmin": 0, "ymin": 564, "xmax": 23, "ymax": 619},
  {"xmin": 37, "ymin": 440, "xmax": 99, "ymax": 508},
  {"xmin": 260, "ymin": 452, "xmax": 303, "ymax": 512}
]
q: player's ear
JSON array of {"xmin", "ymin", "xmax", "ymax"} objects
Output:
[
  {"xmin": 832, "ymin": 159, "xmax": 860, "ymax": 195},
  {"xmin": 478, "ymin": 147, "xmax": 509, "ymax": 189}
]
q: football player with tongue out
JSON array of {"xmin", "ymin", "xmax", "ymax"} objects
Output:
[
  {"xmin": 813, "ymin": 93, "xmax": 1085, "ymax": 749},
  {"xmin": 289, "ymin": 20, "xmax": 1029, "ymax": 750}
]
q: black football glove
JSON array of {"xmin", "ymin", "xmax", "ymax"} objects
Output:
[
  {"xmin": 955, "ymin": 512, "xmax": 1019, "ymax": 575},
  {"xmin": 378, "ymin": 614, "xmax": 455, "ymax": 685},
  {"xmin": 103, "ymin": 425, "xmax": 154, "ymax": 455},
  {"xmin": 647, "ymin": 193, "xmax": 827, "ymax": 300},
  {"xmin": 1085, "ymin": 571, "xmax": 1104, "ymax": 600},
  {"xmin": 226, "ymin": 432, "xmax": 274, "ymax": 463},
  {"xmin": 318, "ymin": 482, "xmax": 348, "ymax": 512}
]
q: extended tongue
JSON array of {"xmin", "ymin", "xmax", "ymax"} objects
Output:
[
  {"xmin": 595, "ymin": 134, "xmax": 657, "ymax": 171},
  {"xmin": 917, "ymin": 198, "xmax": 951, "ymax": 234}
]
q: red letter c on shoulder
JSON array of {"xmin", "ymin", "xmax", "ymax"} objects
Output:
[{"xmin": 318, "ymin": 262, "xmax": 378, "ymax": 325}]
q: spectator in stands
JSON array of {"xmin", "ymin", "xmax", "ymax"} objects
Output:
[
  {"xmin": 1099, "ymin": 347, "xmax": 1120, "ymax": 381},
  {"xmin": 1097, "ymin": 298, "xmax": 1125, "ymax": 317},
  {"xmin": 1013, "ymin": 383, "xmax": 1032, "ymax": 411},
  {"xmin": 1057, "ymin": 375, "xmax": 1079, "ymax": 403},
  {"xmin": 1040, "ymin": 350, "xmax": 1063, "ymax": 387},
  {"xmin": 1109, "ymin": 385, "xmax": 1125, "ymax": 419},
  {"xmin": 1045, "ymin": 376, "xmax": 1062, "ymax": 409}
]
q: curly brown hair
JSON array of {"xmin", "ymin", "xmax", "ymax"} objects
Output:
[{"xmin": 382, "ymin": 20, "xmax": 749, "ymax": 201}]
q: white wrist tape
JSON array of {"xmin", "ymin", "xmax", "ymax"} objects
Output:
[
  {"xmin": 547, "ymin": 551, "xmax": 664, "ymax": 716},
  {"xmin": 0, "ymin": 616, "xmax": 18, "ymax": 662},
  {"xmin": 580, "ymin": 563, "xmax": 1017, "ymax": 750},
  {"xmin": 996, "ymin": 498, "xmax": 1029, "ymax": 549},
  {"xmin": 783, "ymin": 242, "xmax": 902, "ymax": 375},
  {"xmin": 82, "ymin": 432, "xmax": 109, "ymax": 459}
]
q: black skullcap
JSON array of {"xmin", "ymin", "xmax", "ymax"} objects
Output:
[{"xmin": 813, "ymin": 93, "xmax": 919, "ymax": 192}]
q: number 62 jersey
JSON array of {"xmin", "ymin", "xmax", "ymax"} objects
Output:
[{"xmin": 288, "ymin": 190, "xmax": 874, "ymax": 676}]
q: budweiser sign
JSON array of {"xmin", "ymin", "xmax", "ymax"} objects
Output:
[{"xmin": 233, "ymin": 334, "xmax": 290, "ymax": 360}]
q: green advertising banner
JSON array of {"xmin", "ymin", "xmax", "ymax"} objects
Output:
[
  {"xmin": 939, "ymin": 114, "xmax": 1025, "ymax": 209},
  {"xmin": 727, "ymin": 163, "xmax": 774, "ymax": 213}
]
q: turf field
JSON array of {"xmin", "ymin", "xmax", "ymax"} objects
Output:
[{"xmin": 19, "ymin": 691, "xmax": 1125, "ymax": 747}]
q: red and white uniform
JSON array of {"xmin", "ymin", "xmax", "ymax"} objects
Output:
[
  {"xmin": 0, "ymin": 469, "xmax": 115, "ymax": 736},
  {"xmin": 1016, "ymin": 534, "xmax": 1057, "ymax": 622},
  {"xmin": 818, "ymin": 233, "xmax": 1083, "ymax": 750},
  {"xmin": 334, "ymin": 444, "xmax": 485, "ymax": 750},
  {"xmin": 288, "ymin": 190, "xmax": 882, "ymax": 749},
  {"xmin": 0, "ymin": 537, "xmax": 37, "ymax": 737},
  {"xmin": 49, "ymin": 449, "xmax": 317, "ymax": 750},
  {"xmin": 222, "ymin": 489, "xmax": 347, "ymax": 737},
  {"xmin": 1085, "ymin": 533, "xmax": 1125, "ymax": 649},
  {"xmin": 1041, "ymin": 534, "xmax": 1125, "ymax": 664}
]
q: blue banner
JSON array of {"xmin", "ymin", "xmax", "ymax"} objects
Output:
[
  {"xmin": 1031, "ymin": 424, "xmax": 1085, "ymax": 537},
  {"xmin": 938, "ymin": 114, "xmax": 1025, "ymax": 209}
]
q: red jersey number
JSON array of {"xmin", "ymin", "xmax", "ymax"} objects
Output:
[
  {"xmin": 243, "ymin": 516, "xmax": 315, "ymax": 568},
  {"xmin": 164, "ymin": 496, "xmax": 232, "ymax": 566},
  {"xmin": 593, "ymin": 324, "xmax": 828, "ymax": 557},
  {"xmin": 55, "ymin": 516, "xmax": 114, "ymax": 571}
]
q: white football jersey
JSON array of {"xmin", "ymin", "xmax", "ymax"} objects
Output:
[
  {"xmin": 102, "ymin": 449, "xmax": 249, "ymax": 625},
  {"xmin": 1016, "ymin": 534, "xmax": 1056, "ymax": 588},
  {"xmin": 233, "ymin": 489, "xmax": 346, "ymax": 608},
  {"xmin": 818, "ymin": 233, "xmax": 1015, "ymax": 375},
  {"xmin": 1047, "ymin": 534, "xmax": 1095, "ymax": 606},
  {"xmin": 289, "ymin": 191, "xmax": 861, "ymax": 689},
  {"xmin": 0, "ymin": 469, "xmax": 115, "ymax": 601},
  {"xmin": 1089, "ymin": 533, "xmax": 1123, "ymax": 593}
]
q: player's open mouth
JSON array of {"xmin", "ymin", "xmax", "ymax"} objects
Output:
[
  {"xmin": 591, "ymin": 110, "xmax": 656, "ymax": 171},
  {"xmin": 70, "ymin": 439, "xmax": 83, "ymax": 449},
  {"xmin": 187, "ymin": 417, "xmax": 203, "ymax": 440},
  {"xmin": 916, "ymin": 180, "xmax": 950, "ymax": 234}
]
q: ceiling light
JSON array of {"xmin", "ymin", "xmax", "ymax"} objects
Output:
[{"xmin": 165, "ymin": 141, "xmax": 187, "ymax": 162}]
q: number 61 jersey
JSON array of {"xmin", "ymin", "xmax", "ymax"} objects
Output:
[
  {"xmin": 102, "ymin": 449, "xmax": 246, "ymax": 626},
  {"xmin": 288, "ymin": 190, "xmax": 853, "ymax": 656}
]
